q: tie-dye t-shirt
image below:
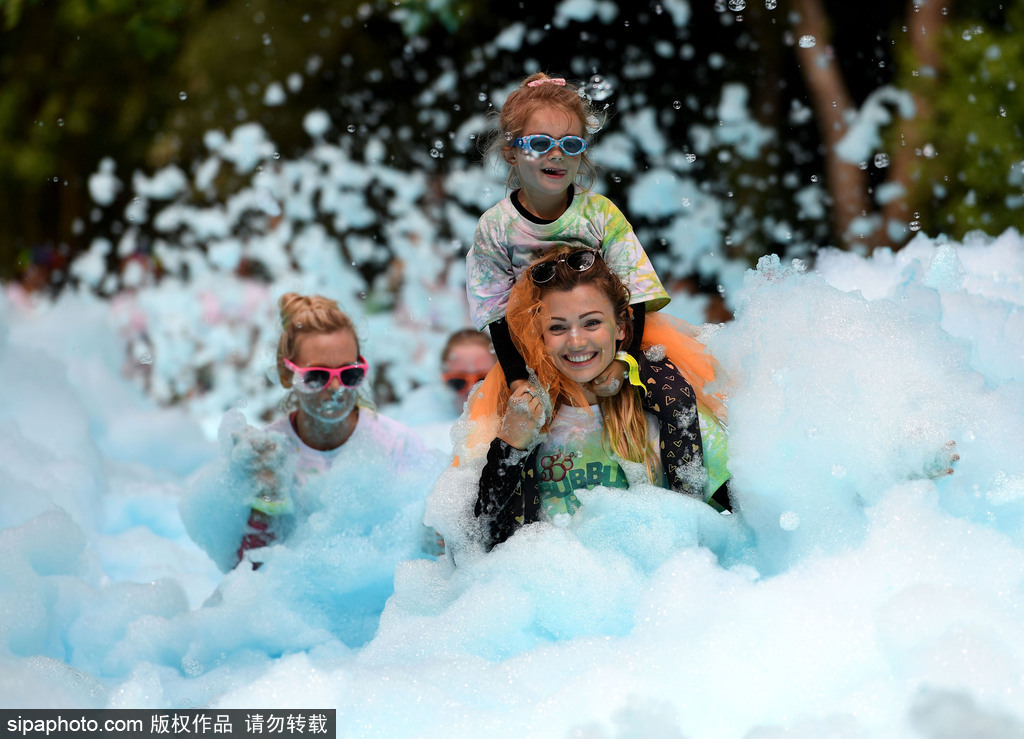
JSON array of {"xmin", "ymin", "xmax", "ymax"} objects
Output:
[
  {"xmin": 536, "ymin": 404, "xmax": 662, "ymax": 518},
  {"xmin": 466, "ymin": 189, "xmax": 671, "ymax": 330}
]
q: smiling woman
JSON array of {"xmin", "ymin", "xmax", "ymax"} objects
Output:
[{"xmin": 471, "ymin": 248, "xmax": 731, "ymax": 550}]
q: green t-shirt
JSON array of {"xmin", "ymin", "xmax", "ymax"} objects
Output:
[{"xmin": 535, "ymin": 404, "xmax": 661, "ymax": 518}]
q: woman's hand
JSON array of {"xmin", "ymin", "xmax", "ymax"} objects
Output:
[
  {"xmin": 498, "ymin": 384, "xmax": 545, "ymax": 450},
  {"xmin": 927, "ymin": 440, "xmax": 961, "ymax": 478},
  {"xmin": 230, "ymin": 428, "xmax": 292, "ymax": 513},
  {"xmin": 508, "ymin": 378, "xmax": 529, "ymax": 393},
  {"xmin": 588, "ymin": 358, "xmax": 629, "ymax": 398}
]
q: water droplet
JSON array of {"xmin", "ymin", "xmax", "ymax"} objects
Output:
[
  {"xmin": 346, "ymin": 124, "xmax": 356, "ymax": 133},
  {"xmin": 962, "ymin": 29, "xmax": 973, "ymax": 41},
  {"xmin": 429, "ymin": 149, "xmax": 442, "ymax": 158},
  {"xmin": 909, "ymin": 220, "xmax": 922, "ymax": 232},
  {"xmin": 272, "ymin": 151, "xmax": 281, "ymax": 159},
  {"xmin": 765, "ymin": 0, "xmax": 777, "ymax": 8},
  {"xmin": 57, "ymin": 118, "xmax": 64, "ymax": 126},
  {"xmin": 728, "ymin": 0, "xmax": 745, "ymax": 10},
  {"xmin": 810, "ymin": 174, "xmax": 819, "ymax": 183},
  {"xmin": 358, "ymin": 291, "xmax": 368, "ymax": 300},
  {"xmin": 178, "ymin": 91, "xmax": 188, "ymax": 101},
  {"xmin": 798, "ymin": 35, "xmax": 817, "ymax": 48},
  {"xmin": 477, "ymin": 92, "xmax": 488, "ymax": 102},
  {"xmin": 999, "ymin": 106, "xmax": 1007, "ymax": 117},
  {"xmin": 586, "ymin": 74, "xmax": 614, "ymax": 102},
  {"xmin": 684, "ymin": 153, "xmax": 697, "ymax": 163},
  {"xmin": 139, "ymin": 353, "xmax": 154, "ymax": 365},
  {"xmin": 681, "ymin": 197, "xmax": 691, "ymax": 207},
  {"xmin": 779, "ymin": 511, "xmax": 801, "ymax": 531},
  {"xmin": 874, "ymin": 153, "xmax": 890, "ymax": 168},
  {"xmin": 672, "ymin": 100, "xmax": 682, "ymax": 110},
  {"xmin": 262, "ymin": 33, "xmax": 272, "ymax": 45}
]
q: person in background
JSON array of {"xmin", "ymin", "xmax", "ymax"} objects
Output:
[
  {"xmin": 381, "ymin": 328, "xmax": 497, "ymax": 450},
  {"xmin": 440, "ymin": 328, "xmax": 497, "ymax": 415}
]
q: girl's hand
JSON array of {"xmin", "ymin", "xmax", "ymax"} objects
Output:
[
  {"xmin": 498, "ymin": 384, "xmax": 545, "ymax": 450},
  {"xmin": 589, "ymin": 358, "xmax": 629, "ymax": 398}
]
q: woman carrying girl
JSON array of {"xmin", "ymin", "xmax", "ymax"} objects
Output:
[
  {"xmin": 472, "ymin": 248, "xmax": 729, "ymax": 549},
  {"xmin": 466, "ymin": 72, "xmax": 725, "ymax": 496}
]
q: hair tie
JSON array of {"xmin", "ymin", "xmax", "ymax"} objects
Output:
[{"xmin": 527, "ymin": 78, "xmax": 566, "ymax": 88}]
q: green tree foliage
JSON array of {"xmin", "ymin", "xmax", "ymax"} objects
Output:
[
  {"xmin": 895, "ymin": 4, "xmax": 1024, "ymax": 239},
  {"xmin": 0, "ymin": 0, "xmax": 204, "ymax": 278}
]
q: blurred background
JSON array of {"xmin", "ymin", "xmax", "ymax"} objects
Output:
[{"xmin": 0, "ymin": 0, "xmax": 1019, "ymax": 429}]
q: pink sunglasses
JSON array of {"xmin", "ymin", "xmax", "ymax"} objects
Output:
[{"xmin": 283, "ymin": 357, "xmax": 369, "ymax": 391}]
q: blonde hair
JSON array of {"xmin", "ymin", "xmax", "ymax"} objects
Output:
[
  {"xmin": 504, "ymin": 248, "xmax": 659, "ymax": 484},
  {"xmin": 485, "ymin": 72, "xmax": 605, "ymax": 193},
  {"xmin": 276, "ymin": 292, "xmax": 359, "ymax": 389}
]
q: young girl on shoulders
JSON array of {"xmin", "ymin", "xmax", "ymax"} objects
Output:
[{"xmin": 465, "ymin": 72, "xmax": 728, "ymax": 498}]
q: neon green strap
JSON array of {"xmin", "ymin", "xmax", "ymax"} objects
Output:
[
  {"xmin": 252, "ymin": 492, "xmax": 293, "ymax": 516},
  {"xmin": 614, "ymin": 351, "xmax": 647, "ymax": 396}
]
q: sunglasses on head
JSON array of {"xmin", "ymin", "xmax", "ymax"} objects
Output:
[
  {"xmin": 442, "ymin": 370, "xmax": 490, "ymax": 393},
  {"xmin": 530, "ymin": 249, "xmax": 600, "ymax": 285},
  {"xmin": 514, "ymin": 134, "xmax": 588, "ymax": 157},
  {"xmin": 284, "ymin": 357, "xmax": 368, "ymax": 392}
]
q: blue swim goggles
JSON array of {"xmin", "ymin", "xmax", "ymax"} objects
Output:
[{"xmin": 513, "ymin": 134, "xmax": 588, "ymax": 156}]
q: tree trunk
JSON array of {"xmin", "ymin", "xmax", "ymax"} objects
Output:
[
  {"xmin": 791, "ymin": 0, "xmax": 882, "ymax": 250},
  {"xmin": 881, "ymin": 0, "xmax": 950, "ymax": 245}
]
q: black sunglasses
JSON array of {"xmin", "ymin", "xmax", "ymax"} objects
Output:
[{"xmin": 530, "ymin": 250, "xmax": 599, "ymax": 284}]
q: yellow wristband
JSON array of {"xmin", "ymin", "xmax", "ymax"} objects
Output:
[{"xmin": 614, "ymin": 351, "xmax": 647, "ymax": 396}]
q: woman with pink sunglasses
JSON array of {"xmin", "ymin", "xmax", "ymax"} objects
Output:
[{"xmin": 227, "ymin": 292, "xmax": 443, "ymax": 569}]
